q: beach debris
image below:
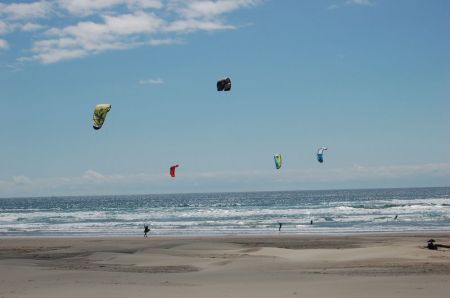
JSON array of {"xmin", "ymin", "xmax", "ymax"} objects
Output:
[
  {"xmin": 274, "ymin": 154, "xmax": 282, "ymax": 169},
  {"xmin": 170, "ymin": 164, "xmax": 179, "ymax": 178},
  {"xmin": 217, "ymin": 77, "xmax": 231, "ymax": 91},
  {"xmin": 93, "ymin": 104, "xmax": 111, "ymax": 130},
  {"xmin": 317, "ymin": 147, "xmax": 328, "ymax": 163}
]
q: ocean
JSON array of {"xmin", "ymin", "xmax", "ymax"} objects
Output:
[{"xmin": 1, "ymin": 187, "xmax": 449, "ymax": 237}]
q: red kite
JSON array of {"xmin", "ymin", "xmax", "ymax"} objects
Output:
[{"xmin": 170, "ymin": 164, "xmax": 179, "ymax": 178}]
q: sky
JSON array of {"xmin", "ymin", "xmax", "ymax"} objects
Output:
[{"xmin": 0, "ymin": 0, "xmax": 449, "ymax": 198}]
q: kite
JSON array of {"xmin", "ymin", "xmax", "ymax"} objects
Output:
[
  {"xmin": 274, "ymin": 154, "xmax": 282, "ymax": 169},
  {"xmin": 317, "ymin": 147, "xmax": 328, "ymax": 163},
  {"xmin": 170, "ymin": 164, "xmax": 179, "ymax": 178},
  {"xmin": 93, "ymin": 104, "xmax": 111, "ymax": 130},
  {"xmin": 217, "ymin": 77, "xmax": 231, "ymax": 91}
]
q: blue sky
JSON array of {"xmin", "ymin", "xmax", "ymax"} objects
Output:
[{"xmin": 0, "ymin": 0, "xmax": 449, "ymax": 197}]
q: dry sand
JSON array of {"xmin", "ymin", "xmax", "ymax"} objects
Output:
[{"xmin": 1, "ymin": 233, "xmax": 450, "ymax": 298}]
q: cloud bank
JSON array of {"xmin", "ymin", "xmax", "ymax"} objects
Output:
[
  {"xmin": 1, "ymin": 163, "xmax": 449, "ymax": 197},
  {"xmin": 0, "ymin": 0, "xmax": 261, "ymax": 63}
]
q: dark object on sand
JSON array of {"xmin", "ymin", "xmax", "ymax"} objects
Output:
[
  {"xmin": 144, "ymin": 225, "xmax": 150, "ymax": 237},
  {"xmin": 428, "ymin": 239, "xmax": 437, "ymax": 250},
  {"xmin": 427, "ymin": 239, "xmax": 450, "ymax": 250},
  {"xmin": 278, "ymin": 223, "xmax": 283, "ymax": 231}
]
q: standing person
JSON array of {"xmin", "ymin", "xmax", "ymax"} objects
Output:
[
  {"xmin": 310, "ymin": 220, "xmax": 313, "ymax": 225},
  {"xmin": 144, "ymin": 224, "xmax": 150, "ymax": 237},
  {"xmin": 278, "ymin": 223, "xmax": 283, "ymax": 231}
]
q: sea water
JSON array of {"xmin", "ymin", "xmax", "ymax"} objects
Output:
[{"xmin": 0, "ymin": 187, "xmax": 449, "ymax": 236}]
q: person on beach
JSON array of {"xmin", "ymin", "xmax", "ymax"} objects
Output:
[
  {"xmin": 427, "ymin": 239, "xmax": 450, "ymax": 250},
  {"xmin": 144, "ymin": 225, "xmax": 150, "ymax": 237},
  {"xmin": 428, "ymin": 239, "xmax": 437, "ymax": 250},
  {"xmin": 278, "ymin": 223, "xmax": 283, "ymax": 231},
  {"xmin": 394, "ymin": 215, "xmax": 398, "ymax": 220},
  {"xmin": 310, "ymin": 220, "xmax": 313, "ymax": 225}
]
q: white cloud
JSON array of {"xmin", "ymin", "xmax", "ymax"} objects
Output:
[
  {"xmin": 82, "ymin": 169, "xmax": 110, "ymax": 181},
  {"xmin": 346, "ymin": 0, "xmax": 374, "ymax": 6},
  {"xmin": 0, "ymin": 39, "xmax": 9, "ymax": 49},
  {"xmin": 350, "ymin": 163, "xmax": 450, "ymax": 179},
  {"xmin": 2, "ymin": 1, "xmax": 260, "ymax": 63},
  {"xmin": 128, "ymin": 0, "xmax": 163, "ymax": 9},
  {"xmin": 48, "ymin": 12, "xmax": 164, "ymax": 37},
  {"xmin": 12, "ymin": 175, "xmax": 33, "ymax": 185},
  {"xmin": 186, "ymin": 163, "xmax": 450, "ymax": 184},
  {"xmin": 21, "ymin": 22, "xmax": 45, "ymax": 32},
  {"xmin": 57, "ymin": 0, "xmax": 163, "ymax": 16},
  {"xmin": 28, "ymin": 7, "xmax": 240, "ymax": 63},
  {"xmin": 165, "ymin": 18, "xmax": 234, "ymax": 32},
  {"xmin": 172, "ymin": 0, "xmax": 260, "ymax": 19},
  {"xmin": 35, "ymin": 49, "xmax": 88, "ymax": 64},
  {"xmin": 0, "ymin": 21, "xmax": 8, "ymax": 34},
  {"xmin": 57, "ymin": 0, "xmax": 126, "ymax": 15},
  {"xmin": 0, "ymin": 1, "xmax": 52, "ymax": 20},
  {"xmin": 146, "ymin": 38, "xmax": 182, "ymax": 45},
  {"xmin": 139, "ymin": 78, "xmax": 164, "ymax": 84},
  {"xmin": 0, "ymin": 21, "xmax": 44, "ymax": 35},
  {"xmin": 1, "ymin": 163, "xmax": 449, "ymax": 197},
  {"xmin": 30, "ymin": 12, "xmax": 164, "ymax": 63},
  {"xmin": 284, "ymin": 163, "xmax": 450, "ymax": 183}
]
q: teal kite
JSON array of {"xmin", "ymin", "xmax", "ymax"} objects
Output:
[{"xmin": 317, "ymin": 147, "xmax": 328, "ymax": 163}]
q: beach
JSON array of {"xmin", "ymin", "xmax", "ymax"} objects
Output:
[{"xmin": 1, "ymin": 233, "xmax": 450, "ymax": 298}]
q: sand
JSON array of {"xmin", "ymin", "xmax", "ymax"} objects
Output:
[{"xmin": 1, "ymin": 233, "xmax": 450, "ymax": 298}]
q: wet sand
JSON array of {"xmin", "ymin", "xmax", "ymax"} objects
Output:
[{"xmin": 1, "ymin": 233, "xmax": 450, "ymax": 298}]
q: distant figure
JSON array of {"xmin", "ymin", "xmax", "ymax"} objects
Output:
[
  {"xmin": 278, "ymin": 223, "xmax": 283, "ymax": 231},
  {"xmin": 310, "ymin": 220, "xmax": 313, "ymax": 225},
  {"xmin": 427, "ymin": 239, "xmax": 437, "ymax": 250},
  {"xmin": 394, "ymin": 215, "xmax": 398, "ymax": 220},
  {"xmin": 427, "ymin": 239, "xmax": 450, "ymax": 250},
  {"xmin": 144, "ymin": 225, "xmax": 150, "ymax": 237}
]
